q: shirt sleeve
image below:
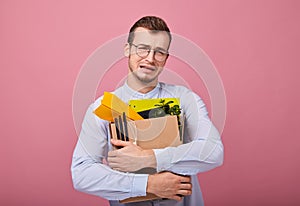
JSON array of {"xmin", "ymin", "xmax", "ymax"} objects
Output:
[
  {"xmin": 153, "ymin": 88, "xmax": 224, "ymax": 175},
  {"xmin": 71, "ymin": 104, "xmax": 148, "ymax": 200}
]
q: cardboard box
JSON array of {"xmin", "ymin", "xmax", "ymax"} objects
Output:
[
  {"xmin": 110, "ymin": 115, "xmax": 182, "ymax": 149},
  {"xmin": 109, "ymin": 115, "xmax": 183, "ymax": 203}
]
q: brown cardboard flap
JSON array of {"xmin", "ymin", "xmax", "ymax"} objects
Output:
[
  {"xmin": 110, "ymin": 115, "xmax": 182, "ymax": 149},
  {"xmin": 120, "ymin": 193, "xmax": 159, "ymax": 204}
]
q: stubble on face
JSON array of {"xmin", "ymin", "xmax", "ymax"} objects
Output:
[
  {"xmin": 126, "ymin": 28, "xmax": 170, "ymax": 89},
  {"xmin": 128, "ymin": 60, "xmax": 163, "ymax": 84}
]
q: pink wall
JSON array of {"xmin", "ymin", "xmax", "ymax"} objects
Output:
[{"xmin": 1, "ymin": 0, "xmax": 300, "ymax": 205}]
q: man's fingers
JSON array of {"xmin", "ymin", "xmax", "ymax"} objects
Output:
[
  {"xmin": 179, "ymin": 182, "xmax": 192, "ymax": 190},
  {"xmin": 171, "ymin": 195, "xmax": 183, "ymax": 201},
  {"xmin": 107, "ymin": 159, "xmax": 122, "ymax": 169},
  {"xmin": 110, "ymin": 139, "xmax": 131, "ymax": 147},
  {"xmin": 179, "ymin": 176, "xmax": 191, "ymax": 183},
  {"xmin": 175, "ymin": 183, "xmax": 192, "ymax": 197},
  {"xmin": 108, "ymin": 163, "xmax": 119, "ymax": 170},
  {"xmin": 108, "ymin": 150, "xmax": 118, "ymax": 158},
  {"xmin": 177, "ymin": 189, "xmax": 192, "ymax": 196}
]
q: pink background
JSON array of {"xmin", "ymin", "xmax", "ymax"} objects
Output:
[{"xmin": 1, "ymin": 0, "xmax": 299, "ymax": 205}]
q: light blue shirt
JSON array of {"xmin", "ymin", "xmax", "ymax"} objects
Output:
[{"xmin": 71, "ymin": 82, "xmax": 224, "ymax": 206}]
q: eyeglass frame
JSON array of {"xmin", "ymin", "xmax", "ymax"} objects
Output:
[{"xmin": 129, "ymin": 43, "xmax": 169, "ymax": 62}]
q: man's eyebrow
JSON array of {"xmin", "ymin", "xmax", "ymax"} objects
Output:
[
  {"xmin": 155, "ymin": 46, "xmax": 168, "ymax": 52},
  {"xmin": 138, "ymin": 44, "xmax": 151, "ymax": 48},
  {"xmin": 135, "ymin": 43, "xmax": 168, "ymax": 51}
]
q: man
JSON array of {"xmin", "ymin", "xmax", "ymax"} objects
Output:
[{"xmin": 71, "ymin": 16, "xmax": 224, "ymax": 206}]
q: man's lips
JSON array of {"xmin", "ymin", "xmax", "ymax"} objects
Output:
[{"xmin": 139, "ymin": 64, "xmax": 156, "ymax": 72}]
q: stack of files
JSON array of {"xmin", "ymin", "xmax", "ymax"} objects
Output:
[{"xmin": 129, "ymin": 98, "xmax": 180, "ymax": 119}]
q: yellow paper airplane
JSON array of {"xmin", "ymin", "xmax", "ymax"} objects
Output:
[{"xmin": 94, "ymin": 92, "xmax": 143, "ymax": 122}]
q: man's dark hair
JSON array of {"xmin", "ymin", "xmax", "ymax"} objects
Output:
[{"xmin": 127, "ymin": 16, "xmax": 172, "ymax": 45}]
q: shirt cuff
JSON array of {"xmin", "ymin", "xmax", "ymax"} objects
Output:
[
  {"xmin": 131, "ymin": 174, "xmax": 148, "ymax": 197},
  {"xmin": 153, "ymin": 148, "xmax": 173, "ymax": 172}
]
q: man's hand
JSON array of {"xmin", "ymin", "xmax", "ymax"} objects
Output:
[
  {"xmin": 147, "ymin": 172, "xmax": 192, "ymax": 201},
  {"xmin": 108, "ymin": 139, "xmax": 156, "ymax": 172}
]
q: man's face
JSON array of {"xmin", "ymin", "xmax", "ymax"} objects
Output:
[{"xmin": 125, "ymin": 27, "xmax": 170, "ymax": 84}]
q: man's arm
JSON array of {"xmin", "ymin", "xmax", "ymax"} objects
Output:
[
  {"xmin": 71, "ymin": 105, "xmax": 148, "ymax": 200},
  {"xmin": 71, "ymin": 104, "xmax": 192, "ymax": 201},
  {"xmin": 153, "ymin": 89, "xmax": 224, "ymax": 175}
]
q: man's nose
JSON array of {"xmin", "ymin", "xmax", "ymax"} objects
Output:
[{"xmin": 145, "ymin": 50, "xmax": 155, "ymax": 62}]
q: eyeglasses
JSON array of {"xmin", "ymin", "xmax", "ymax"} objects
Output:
[{"xmin": 130, "ymin": 43, "xmax": 169, "ymax": 62}]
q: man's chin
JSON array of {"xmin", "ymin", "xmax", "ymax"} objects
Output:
[
  {"xmin": 135, "ymin": 75, "xmax": 157, "ymax": 84},
  {"xmin": 137, "ymin": 77, "xmax": 156, "ymax": 84},
  {"xmin": 128, "ymin": 70, "xmax": 159, "ymax": 84}
]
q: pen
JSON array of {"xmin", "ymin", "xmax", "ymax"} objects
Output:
[
  {"xmin": 118, "ymin": 115, "xmax": 125, "ymax": 141},
  {"xmin": 123, "ymin": 112, "xmax": 129, "ymax": 141},
  {"xmin": 114, "ymin": 117, "xmax": 120, "ymax": 140}
]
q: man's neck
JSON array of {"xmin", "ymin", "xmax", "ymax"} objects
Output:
[{"xmin": 127, "ymin": 78, "xmax": 158, "ymax": 94}]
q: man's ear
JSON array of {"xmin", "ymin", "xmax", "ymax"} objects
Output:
[{"xmin": 124, "ymin": 43, "xmax": 130, "ymax": 57}]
